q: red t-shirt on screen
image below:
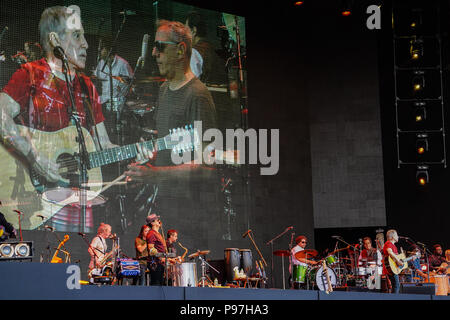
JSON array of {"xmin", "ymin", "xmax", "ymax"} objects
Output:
[{"xmin": 2, "ymin": 58, "xmax": 104, "ymax": 132}]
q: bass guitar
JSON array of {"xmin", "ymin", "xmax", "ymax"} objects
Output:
[{"xmin": 0, "ymin": 124, "xmax": 198, "ymax": 230}]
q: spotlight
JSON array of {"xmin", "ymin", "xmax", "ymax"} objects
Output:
[
  {"xmin": 294, "ymin": 1, "xmax": 304, "ymax": 5},
  {"xmin": 14, "ymin": 242, "xmax": 30, "ymax": 257},
  {"xmin": 414, "ymin": 105, "xmax": 426, "ymax": 123},
  {"xmin": 416, "ymin": 167, "xmax": 429, "ymax": 186},
  {"xmin": 416, "ymin": 136, "xmax": 428, "ymax": 155},
  {"xmin": 0, "ymin": 243, "xmax": 14, "ymax": 258},
  {"xmin": 0, "ymin": 241, "xmax": 33, "ymax": 260},
  {"xmin": 412, "ymin": 73, "xmax": 425, "ymax": 93},
  {"xmin": 341, "ymin": 0, "xmax": 352, "ymax": 16},
  {"xmin": 410, "ymin": 38, "xmax": 423, "ymax": 61}
]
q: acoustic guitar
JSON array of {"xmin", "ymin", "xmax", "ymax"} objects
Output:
[
  {"xmin": 386, "ymin": 251, "xmax": 421, "ymax": 275},
  {"xmin": 0, "ymin": 124, "xmax": 198, "ymax": 230}
]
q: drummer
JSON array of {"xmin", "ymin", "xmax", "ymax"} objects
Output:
[
  {"xmin": 289, "ymin": 235, "xmax": 318, "ymax": 289},
  {"xmin": 357, "ymin": 237, "xmax": 382, "ymax": 268}
]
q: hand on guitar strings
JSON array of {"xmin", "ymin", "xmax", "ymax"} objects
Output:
[
  {"xmin": 125, "ymin": 139, "xmax": 157, "ymax": 183},
  {"xmin": 31, "ymin": 151, "xmax": 67, "ymax": 184}
]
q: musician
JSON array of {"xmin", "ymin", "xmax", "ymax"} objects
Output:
[
  {"xmin": 88, "ymin": 223, "xmax": 113, "ymax": 271},
  {"xmin": 0, "ymin": 5, "xmax": 119, "ymax": 232},
  {"xmin": 146, "ymin": 213, "xmax": 167, "ymax": 286},
  {"xmin": 133, "ymin": 224, "xmax": 150, "ymax": 286},
  {"xmin": 94, "ymin": 40, "xmax": 133, "ymax": 140},
  {"xmin": 125, "ymin": 20, "xmax": 219, "ymax": 236},
  {"xmin": 289, "ymin": 235, "xmax": 317, "ymax": 289},
  {"xmin": 429, "ymin": 244, "xmax": 446, "ymax": 271},
  {"xmin": 166, "ymin": 229, "xmax": 182, "ymax": 286},
  {"xmin": 357, "ymin": 237, "xmax": 382, "ymax": 267},
  {"xmin": 0, "ymin": 201, "xmax": 17, "ymax": 241},
  {"xmin": 382, "ymin": 229, "xmax": 403, "ymax": 294}
]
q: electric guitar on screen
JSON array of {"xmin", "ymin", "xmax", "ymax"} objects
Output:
[{"xmin": 0, "ymin": 124, "xmax": 199, "ymax": 230}]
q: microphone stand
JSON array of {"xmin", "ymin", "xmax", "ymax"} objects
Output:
[
  {"xmin": 417, "ymin": 241, "xmax": 432, "ymax": 284},
  {"xmin": 245, "ymin": 230, "xmax": 268, "ymax": 287},
  {"xmin": 266, "ymin": 227, "xmax": 291, "ymax": 288},
  {"xmin": 60, "ymin": 56, "xmax": 90, "ymax": 234},
  {"xmin": 333, "ymin": 237, "xmax": 360, "ymax": 277}
]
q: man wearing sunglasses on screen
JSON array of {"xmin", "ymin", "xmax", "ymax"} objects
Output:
[{"xmin": 126, "ymin": 20, "xmax": 217, "ymax": 207}]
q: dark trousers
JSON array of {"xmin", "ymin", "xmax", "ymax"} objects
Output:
[
  {"xmin": 149, "ymin": 263, "xmax": 165, "ymax": 286},
  {"xmin": 132, "ymin": 263, "xmax": 148, "ymax": 286}
]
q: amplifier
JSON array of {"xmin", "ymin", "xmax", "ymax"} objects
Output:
[{"xmin": 400, "ymin": 282, "xmax": 435, "ymax": 295}]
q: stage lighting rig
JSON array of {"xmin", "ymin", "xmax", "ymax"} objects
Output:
[{"xmin": 409, "ymin": 38, "xmax": 423, "ymax": 61}]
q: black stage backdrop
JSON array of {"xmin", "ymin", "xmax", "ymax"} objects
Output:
[{"xmin": 0, "ymin": 0, "xmax": 449, "ymax": 289}]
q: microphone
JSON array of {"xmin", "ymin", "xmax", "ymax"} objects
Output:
[
  {"xmin": 119, "ymin": 10, "xmax": 136, "ymax": 16},
  {"xmin": 331, "ymin": 235, "xmax": 341, "ymax": 239},
  {"xmin": 417, "ymin": 241, "xmax": 426, "ymax": 247},
  {"xmin": 53, "ymin": 46, "xmax": 67, "ymax": 61},
  {"xmin": 242, "ymin": 229, "xmax": 251, "ymax": 238},
  {"xmin": 140, "ymin": 34, "xmax": 149, "ymax": 68},
  {"xmin": 398, "ymin": 236, "xmax": 410, "ymax": 239},
  {"xmin": 36, "ymin": 214, "xmax": 45, "ymax": 220},
  {"xmin": 44, "ymin": 225, "xmax": 54, "ymax": 231},
  {"xmin": 285, "ymin": 226, "xmax": 293, "ymax": 231},
  {"xmin": 13, "ymin": 209, "xmax": 22, "ymax": 215},
  {"xmin": 78, "ymin": 232, "xmax": 86, "ymax": 237}
]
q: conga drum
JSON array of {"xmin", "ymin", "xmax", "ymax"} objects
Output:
[
  {"xmin": 224, "ymin": 248, "xmax": 240, "ymax": 282},
  {"xmin": 239, "ymin": 249, "xmax": 253, "ymax": 276}
]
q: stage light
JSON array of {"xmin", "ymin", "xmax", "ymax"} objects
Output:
[
  {"xmin": 0, "ymin": 241, "xmax": 33, "ymax": 260},
  {"xmin": 416, "ymin": 138, "xmax": 428, "ymax": 155},
  {"xmin": 340, "ymin": 0, "xmax": 352, "ymax": 16},
  {"xmin": 414, "ymin": 106, "xmax": 426, "ymax": 122},
  {"xmin": 410, "ymin": 38, "xmax": 423, "ymax": 61},
  {"xmin": 14, "ymin": 242, "xmax": 30, "ymax": 257},
  {"xmin": 294, "ymin": 1, "xmax": 304, "ymax": 5},
  {"xmin": 0, "ymin": 243, "xmax": 14, "ymax": 258},
  {"xmin": 416, "ymin": 169, "xmax": 429, "ymax": 186},
  {"xmin": 412, "ymin": 74, "xmax": 425, "ymax": 93}
]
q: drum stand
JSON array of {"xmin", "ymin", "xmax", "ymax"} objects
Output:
[{"xmin": 198, "ymin": 255, "xmax": 220, "ymax": 287}]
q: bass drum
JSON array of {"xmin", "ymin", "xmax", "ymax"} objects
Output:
[
  {"xmin": 173, "ymin": 262, "xmax": 198, "ymax": 287},
  {"xmin": 224, "ymin": 248, "xmax": 241, "ymax": 282},
  {"xmin": 309, "ymin": 265, "xmax": 337, "ymax": 291}
]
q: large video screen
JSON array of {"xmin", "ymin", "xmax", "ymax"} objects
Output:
[{"xmin": 0, "ymin": 0, "xmax": 247, "ymax": 247}]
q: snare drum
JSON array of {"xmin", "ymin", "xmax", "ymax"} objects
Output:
[{"xmin": 292, "ymin": 265, "xmax": 308, "ymax": 283}]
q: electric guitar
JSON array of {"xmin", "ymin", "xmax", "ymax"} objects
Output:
[
  {"xmin": 386, "ymin": 251, "xmax": 421, "ymax": 275},
  {"xmin": 0, "ymin": 124, "xmax": 198, "ymax": 230}
]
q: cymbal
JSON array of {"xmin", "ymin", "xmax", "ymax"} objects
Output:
[
  {"xmin": 188, "ymin": 250, "xmax": 210, "ymax": 259},
  {"xmin": 295, "ymin": 249, "xmax": 318, "ymax": 260},
  {"xmin": 273, "ymin": 250, "xmax": 290, "ymax": 257}
]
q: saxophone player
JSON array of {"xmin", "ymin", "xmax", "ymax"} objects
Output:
[
  {"xmin": 166, "ymin": 229, "xmax": 182, "ymax": 286},
  {"xmin": 88, "ymin": 223, "xmax": 115, "ymax": 272}
]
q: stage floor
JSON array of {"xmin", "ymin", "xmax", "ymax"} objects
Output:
[{"xmin": 0, "ymin": 262, "xmax": 448, "ymax": 301}]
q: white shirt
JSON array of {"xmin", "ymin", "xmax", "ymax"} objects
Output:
[
  {"xmin": 95, "ymin": 55, "xmax": 134, "ymax": 105},
  {"xmin": 90, "ymin": 235, "xmax": 107, "ymax": 266},
  {"xmin": 289, "ymin": 245, "xmax": 307, "ymax": 274}
]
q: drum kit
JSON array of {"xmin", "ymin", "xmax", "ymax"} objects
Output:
[{"xmin": 285, "ymin": 248, "xmax": 383, "ymax": 291}]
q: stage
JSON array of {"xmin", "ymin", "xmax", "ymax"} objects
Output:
[{"xmin": 0, "ymin": 262, "xmax": 448, "ymax": 301}]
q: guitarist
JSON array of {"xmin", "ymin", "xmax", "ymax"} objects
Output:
[
  {"xmin": 382, "ymin": 229, "xmax": 403, "ymax": 293},
  {"xmin": 0, "ymin": 5, "xmax": 118, "ymax": 231}
]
